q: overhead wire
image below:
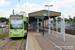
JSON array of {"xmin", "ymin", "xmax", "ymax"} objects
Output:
[
  {"xmin": 18, "ymin": 0, "xmax": 26, "ymax": 15},
  {"xmin": 25, "ymin": 0, "xmax": 26, "ymax": 13},
  {"xmin": 18, "ymin": 0, "xmax": 24, "ymax": 11}
]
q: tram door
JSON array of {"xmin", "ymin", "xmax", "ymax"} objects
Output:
[{"xmin": 24, "ymin": 21, "xmax": 28, "ymax": 32}]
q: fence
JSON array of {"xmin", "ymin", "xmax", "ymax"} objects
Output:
[
  {"xmin": 0, "ymin": 28, "xmax": 9, "ymax": 33},
  {"xmin": 49, "ymin": 22, "xmax": 75, "ymax": 29},
  {"xmin": 29, "ymin": 21, "xmax": 75, "ymax": 29}
]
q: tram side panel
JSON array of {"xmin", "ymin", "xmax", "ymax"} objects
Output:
[{"xmin": 24, "ymin": 21, "xmax": 28, "ymax": 37}]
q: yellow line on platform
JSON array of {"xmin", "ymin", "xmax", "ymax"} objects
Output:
[
  {"xmin": 65, "ymin": 34, "xmax": 75, "ymax": 38},
  {"xmin": 41, "ymin": 28, "xmax": 75, "ymax": 38},
  {"xmin": 27, "ymin": 32, "xmax": 35, "ymax": 50},
  {"xmin": 31, "ymin": 32, "xmax": 42, "ymax": 50},
  {"xmin": 57, "ymin": 31, "xmax": 75, "ymax": 38}
]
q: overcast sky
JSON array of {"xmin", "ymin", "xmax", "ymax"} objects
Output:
[{"xmin": 0, "ymin": 0, "xmax": 75, "ymax": 18}]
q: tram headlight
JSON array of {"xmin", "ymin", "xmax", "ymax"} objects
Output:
[{"xmin": 20, "ymin": 31, "xmax": 23, "ymax": 33}]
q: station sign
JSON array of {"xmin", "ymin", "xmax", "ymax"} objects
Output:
[
  {"xmin": 11, "ymin": 16, "xmax": 22, "ymax": 18},
  {"xmin": 44, "ymin": 14, "xmax": 47, "ymax": 16},
  {"xmin": 35, "ymin": 16, "xmax": 45, "ymax": 19}
]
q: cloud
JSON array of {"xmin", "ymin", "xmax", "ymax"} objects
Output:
[
  {"xmin": 0, "ymin": 9, "xmax": 5, "ymax": 12},
  {"xmin": 0, "ymin": 2, "xmax": 44, "ymax": 18},
  {"xmin": 0, "ymin": 9, "xmax": 13, "ymax": 18},
  {"xmin": 42, "ymin": 1, "xmax": 61, "ymax": 12},
  {"xmin": 0, "ymin": 0, "xmax": 75, "ymax": 18},
  {"xmin": 0, "ymin": 0, "xmax": 10, "ymax": 6},
  {"xmin": 42, "ymin": 0, "xmax": 75, "ymax": 18},
  {"xmin": 15, "ymin": 2, "xmax": 45, "ymax": 16},
  {"xmin": 16, "ymin": 2, "xmax": 44, "ymax": 12}
]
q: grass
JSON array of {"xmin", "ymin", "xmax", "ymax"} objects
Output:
[{"xmin": 0, "ymin": 32, "xmax": 9, "ymax": 40}]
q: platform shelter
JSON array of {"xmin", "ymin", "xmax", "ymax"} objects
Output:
[{"xmin": 29, "ymin": 9, "xmax": 61, "ymax": 32}]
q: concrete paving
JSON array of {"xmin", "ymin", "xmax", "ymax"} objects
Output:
[
  {"xmin": 39, "ymin": 29, "xmax": 75, "ymax": 50},
  {"xmin": 35, "ymin": 35, "xmax": 60, "ymax": 50},
  {"xmin": 26, "ymin": 29, "xmax": 42, "ymax": 50},
  {"xmin": 26, "ymin": 27, "xmax": 75, "ymax": 50}
]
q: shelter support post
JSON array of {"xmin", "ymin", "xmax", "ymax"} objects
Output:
[
  {"xmin": 45, "ymin": 20, "xmax": 46, "ymax": 31},
  {"xmin": 37, "ymin": 18, "xmax": 39, "ymax": 32},
  {"xmin": 56, "ymin": 18, "xmax": 58, "ymax": 38},
  {"xmin": 43, "ymin": 19, "xmax": 44, "ymax": 35},
  {"xmin": 60, "ymin": 16, "xmax": 65, "ymax": 42},
  {"xmin": 35, "ymin": 16, "xmax": 45, "ymax": 33},
  {"xmin": 63, "ymin": 17, "xmax": 65, "ymax": 42},
  {"xmin": 52, "ymin": 19, "xmax": 54, "ymax": 35},
  {"xmin": 61, "ymin": 20, "xmax": 63, "ymax": 35},
  {"xmin": 48, "ymin": 18, "xmax": 51, "ymax": 34},
  {"xmin": 33, "ymin": 22, "xmax": 35, "ymax": 30},
  {"xmin": 41, "ymin": 22, "xmax": 42, "ymax": 27},
  {"xmin": 34, "ymin": 21, "xmax": 36, "ymax": 31}
]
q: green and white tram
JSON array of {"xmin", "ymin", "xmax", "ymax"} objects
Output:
[{"xmin": 9, "ymin": 15, "xmax": 28, "ymax": 37}]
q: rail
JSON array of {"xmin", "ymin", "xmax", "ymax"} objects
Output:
[
  {"xmin": 0, "ymin": 39, "xmax": 10, "ymax": 50},
  {"xmin": 17, "ymin": 38, "xmax": 23, "ymax": 50}
]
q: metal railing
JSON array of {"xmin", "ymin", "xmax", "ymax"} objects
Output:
[{"xmin": 0, "ymin": 28, "xmax": 9, "ymax": 33}]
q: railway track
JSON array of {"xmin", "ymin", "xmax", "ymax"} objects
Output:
[
  {"xmin": 0, "ymin": 38, "xmax": 26, "ymax": 50},
  {"xmin": 17, "ymin": 38, "xmax": 26, "ymax": 50}
]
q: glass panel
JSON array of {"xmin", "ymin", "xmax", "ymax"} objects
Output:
[{"xmin": 10, "ymin": 16, "xmax": 23, "ymax": 29}]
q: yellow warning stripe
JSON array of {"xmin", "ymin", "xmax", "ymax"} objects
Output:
[
  {"xmin": 65, "ymin": 34, "xmax": 75, "ymax": 38},
  {"xmin": 57, "ymin": 31, "xmax": 75, "ymax": 38},
  {"xmin": 31, "ymin": 32, "xmax": 42, "ymax": 50}
]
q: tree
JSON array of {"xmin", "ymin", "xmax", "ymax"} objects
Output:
[
  {"xmin": 0, "ymin": 17, "xmax": 9, "ymax": 23},
  {"xmin": 69, "ymin": 18, "xmax": 72, "ymax": 22},
  {"xmin": 26, "ymin": 17, "xmax": 29, "ymax": 20},
  {"xmin": 53, "ymin": 18, "xmax": 56, "ymax": 21},
  {"xmin": 57, "ymin": 17, "xmax": 62, "ymax": 22},
  {"xmin": 65, "ymin": 18, "xmax": 69, "ymax": 22},
  {"xmin": 0, "ymin": 17, "xmax": 6, "ymax": 22},
  {"xmin": 6, "ymin": 18, "xmax": 9, "ymax": 22},
  {"xmin": 16, "ymin": 14, "xmax": 19, "ymax": 15},
  {"xmin": 72, "ymin": 17, "xmax": 75, "ymax": 22}
]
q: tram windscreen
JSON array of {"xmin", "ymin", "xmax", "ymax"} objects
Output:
[{"xmin": 10, "ymin": 16, "xmax": 23, "ymax": 29}]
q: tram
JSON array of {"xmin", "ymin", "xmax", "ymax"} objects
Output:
[{"xmin": 9, "ymin": 15, "xmax": 28, "ymax": 37}]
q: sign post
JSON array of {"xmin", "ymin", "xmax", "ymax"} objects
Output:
[
  {"xmin": 63, "ymin": 16, "xmax": 65, "ymax": 42},
  {"xmin": 37, "ymin": 18, "xmax": 39, "ymax": 32},
  {"xmin": 56, "ymin": 18, "xmax": 58, "ymax": 38}
]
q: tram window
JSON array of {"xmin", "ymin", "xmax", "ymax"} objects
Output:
[{"xmin": 10, "ymin": 16, "xmax": 23, "ymax": 29}]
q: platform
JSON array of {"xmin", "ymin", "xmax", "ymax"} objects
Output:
[{"xmin": 26, "ymin": 28, "xmax": 75, "ymax": 50}]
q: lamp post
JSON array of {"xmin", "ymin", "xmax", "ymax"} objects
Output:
[
  {"xmin": 45, "ymin": 5, "xmax": 53, "ymax": 34},
  {"xmin": 20, "ymin": 11, "xmax": 25, "ymax": 15},
  {"xmin": 13, "ymin": 9, "xmax": 14, "ymax": 15},
  {"xmin": 68, "ymin": 15, "xmax": 71, "ymax": 29}
]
